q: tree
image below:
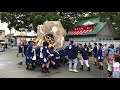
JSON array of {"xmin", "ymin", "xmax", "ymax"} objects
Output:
[
  {"xmin": 0, "ymin": 12, "xmax": 31, "ymax": 31},
  {"xmin": 0, "ymin": 12, "xmax": 60, "ymax": 33},
  {"xmin": 0, "ymin": 12, "xmax": 32, "ymax": 47},
  {"xmin": 59, "ymin": 12, "xmax": 80, "ymax": 32},
  {"xmin": 98, "ymin": 12, "xmax": 120, "ymax": 39},
  {"xmin": 29, "ymin": 12, "xmax": 60, "ymax": 32}
]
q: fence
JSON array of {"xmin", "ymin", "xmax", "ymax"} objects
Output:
[{"xmin": 65, "ymin": 40, "xmax": 120, "ymax": 48}]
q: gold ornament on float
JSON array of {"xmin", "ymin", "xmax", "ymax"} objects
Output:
[{"xmin": 37, "ymin": 21, "xmax": 66, "ymax": 49}]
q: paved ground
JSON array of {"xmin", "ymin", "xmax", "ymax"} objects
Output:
[{"xmin": 0, "ymin": 47, "xmax": 107, "ymax": 78}]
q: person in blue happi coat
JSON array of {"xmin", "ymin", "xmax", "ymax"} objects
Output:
[
  {"xmin": 79, "ymin": 44, "xmax": 91, "ymax": 71},
  {"xmin": 23, "ymin": 41, "xmax": 28, "ymax": 57},
  {"xmin": 35, "ymin": 46, "xmax": 41, "ymax": 65},
  {"xmin": 65, "ymin": 41, "xmax": 78, "ymax": 73},
  {"xmin": 39, "ymin": 41, "xmax": 51, "ymax": 73},
  {"xmin": 49, "ymin": 47, "xmax": 61, "ymax": 68},
  {"xmin": 16, "ymin": 43, "xmax": 24, "ymax": 57},
  {"xmin": 98, "ymin": 43, "xmax": 104, "ymax": 70},
  {"xmin": 93, "ymin": 43, "xmax": 98, "ymax": 65},
  {"xmin": 54, "ymin": 49, "xmax": 61, "ymax": 67},
  {"xmin": 48, "ymin": 46, "xmax": 57, "ymax": 68},
  {"xmin": 26, "ymin": 41, "xmax": 34, "ymax": 70},
  {"xmin": 23, "ymin": 42, "xmax": 28, "ymax": 65},
  {"xmin": 59, "ymin": 48, "xmax": 68, "ymax": 64}
]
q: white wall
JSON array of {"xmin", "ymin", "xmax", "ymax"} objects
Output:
[
  {"xmin": 70, "ymin": 36, "xmax": 96, "ymax": 42},
  {"xmin": 16, "ymin": 37, "xmax": 35, "ymax": 46}
]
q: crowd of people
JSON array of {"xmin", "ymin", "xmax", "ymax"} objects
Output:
[
  {"xmin": 92, "ymin": 43, "xmax": 120, "ymax": 78},
  {"xmin": 16, "ymin": 40, "xmax": 120, "ymax": 78}
]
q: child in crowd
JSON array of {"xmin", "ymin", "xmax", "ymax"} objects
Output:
[
  {"xmin": 106, "ymin": 45, "xmax": 115, "ymax": 63},
  {"xmin": 112, "ymin": 50, "xmax": 120, "ymax": 78},
  {"xmin": 107, "ymin": 60, "xmax": 113, "ymax": 78}
]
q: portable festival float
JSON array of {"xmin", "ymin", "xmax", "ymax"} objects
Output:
[{"xmin": 36, "ymin": 21, "xmax": 66, "ymax": 49}]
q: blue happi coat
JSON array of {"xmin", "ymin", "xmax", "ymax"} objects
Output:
[
  {"xmin": 18, "ymin": 45, "xmax": 23, "ymax": 53},
  {"xmin": 50, "ymin": 49, "xmax": 61, "ymax": 62},
  {"xmin": 39, "ymin": 46, "xmax": 50, "ymax": 64},
  {"xmin": 35, "ymin": 46, "xmax": 41, "ymax": 58},
  {"xmin": 98, "ymin": 47, "xmax": 103, "ymax": 62},
  {"xmin": 26, "ymin": 45, "xmax": 33, "ymax": 64},
  {"xmin": 65, "ymin": 44, "xmax": 78, "ymax": 60},
  {"xmin": 80, "ymin": 48, "xmax": 89, "ymax": 60},
  {"xmin": 24, "ymin": 45, "xmax": 28, "ymax": 56},
  {"xmin": 93, "ymin": 46, "xmax": 98, "ymax": 58},
  {"xmin": 59, "ymin": 49, "xmax": 68, "ymax": 60}
]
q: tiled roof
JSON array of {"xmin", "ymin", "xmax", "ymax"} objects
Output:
[{"xmin": 68, "ymin": 18, "xmax": 107, "ymax": 35}]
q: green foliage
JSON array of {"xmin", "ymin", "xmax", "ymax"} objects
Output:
[
  {"xmin": 98, "ymin": 12, "xmax": 120, "ymax": 39},
  {"xmin": 0, "ymin": 12, "xmax": 60, "ymax": 32},
  {"xmin": 29, "ymin": 12, "xmax": 60, "ymax": 32},
  {"xmin": 59, "ymin": 12, "xmax": 80, "ymax": 32},
  {"xmin": 0, "ymin": 12, "xmax": 31, "ymax": 31}
]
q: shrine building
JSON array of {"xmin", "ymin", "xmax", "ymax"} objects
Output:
[{"xmin": 67, "ymin": 18, "xmax": 116, "ymax": 41}]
